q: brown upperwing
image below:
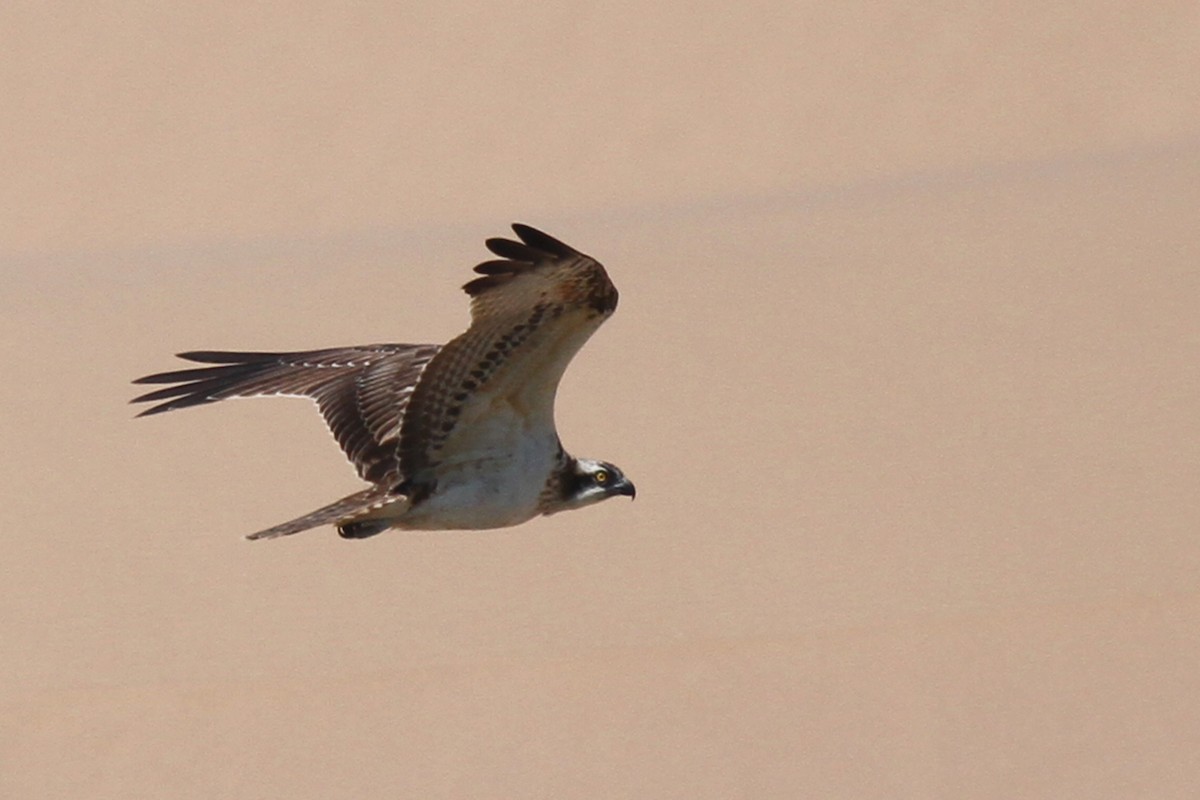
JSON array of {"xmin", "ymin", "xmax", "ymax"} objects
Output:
[
  {"xmin": 395, "ymin": 224, "xmax": 619, "ymax": 486},
  {"xmin": 132, "ymin": 344, "xmax": 441, "ymax": 485}
]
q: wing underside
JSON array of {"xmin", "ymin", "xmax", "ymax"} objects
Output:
[
  {"xmin": 397, "ymin": 224, "xmax": 619, "ymax": 482},
  {"xmin": 132, "ymin": 344, "xmax": 440, "ymax": 483}
]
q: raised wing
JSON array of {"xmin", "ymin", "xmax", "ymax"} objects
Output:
[
  {"xmin": 132, "ymin": 344, "xmax": 440, "ymax": 483},
  {"xmin": 397, "ymin": 224, "xmax": 619, "ymax": 483}
]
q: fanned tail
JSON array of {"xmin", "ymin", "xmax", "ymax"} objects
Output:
[{"xmin": 246, "ymin": 486, "xmax": 408, "ymax": 541}]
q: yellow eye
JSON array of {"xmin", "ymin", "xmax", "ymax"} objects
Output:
[{"xmin": 594, "ymin": 470, "xmax": 609, "ymax": 485}]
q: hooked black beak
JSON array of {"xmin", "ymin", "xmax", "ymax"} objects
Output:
[{"xmin": 613, "ymin": 478, "xmax": 636, "ymax": 500}]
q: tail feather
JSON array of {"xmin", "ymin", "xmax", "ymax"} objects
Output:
[{"xmin": 246, "ymin": 486, "xmax": 408, "ymax": 540}]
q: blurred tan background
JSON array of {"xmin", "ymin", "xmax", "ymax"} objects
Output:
[{"xmin": 3, "ymin": 3, "xmax": 1199, "ymax": 797}]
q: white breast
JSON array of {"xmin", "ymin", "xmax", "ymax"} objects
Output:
[{"xmin": 397, "ymin": 400, "xmax": 559, "ymax": 530}]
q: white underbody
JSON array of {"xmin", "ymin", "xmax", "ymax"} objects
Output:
[
  {"xmin": 392, "ymin": 396, "xmax": 560, "ymax": 530},
  {"xmin": 371, "ymin": 306, "xmax": 597, "ymax": 532}
]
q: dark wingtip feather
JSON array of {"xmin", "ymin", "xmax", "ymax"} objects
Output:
[
  {"xmin": 130, "ymin": 384, "xmax": 219, "ymax": 416},
  {"xmin": 510, "ymin": 223, "xmax": 579, "ymax": 258},
  {"xmin": 481, "ymin": 224, "xmax": 581, "ymax": 263},
  {"xmin": 177, "ymin": 350, "xmax": 284, "ymax": 364},
  {"xmin": 484, "ymin": 236, "xmax": 540, "ymax": 262},
  {"xmin": 132, "ymin": 402, "xmax": 176, "ymax": 418},
  {"xmin": 130, "ymin": 395, "xmax": 206, "ymax": 417},
  {"xmin": 472, "ymin": 259, "xmax": 522, "ymax": 276},
  {"xmin": 462, "ymin": 274, "xmax": 508, "ymax": 296},
  {"xmin": 464, "ymin": 224, "xmax": 584, "ymax": 297},
  {"xmin": 133, "ymin": 366, "xmax": 230, "ymax": 385},
  {"xmin": 130, "ymin": 351, "xmax": 279, "ymax": 416}
]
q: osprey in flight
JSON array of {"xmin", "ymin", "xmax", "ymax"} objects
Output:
[{"xmin": 132, "ymin": 224, "xmax": 635, "ymax": 540}]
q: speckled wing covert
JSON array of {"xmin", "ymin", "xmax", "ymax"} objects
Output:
[{"xmin": 396, "ymin": 224, "xmax": 619, "ymax": 488}]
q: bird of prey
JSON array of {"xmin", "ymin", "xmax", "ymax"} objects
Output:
[{"xmin": 132, "ymin": 224, "xmax": 635, "ymax": 540}]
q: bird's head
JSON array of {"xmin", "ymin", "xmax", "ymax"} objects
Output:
[{"xmin": 554, "ymin": 457, "xmax": 636, "ymax": 512}]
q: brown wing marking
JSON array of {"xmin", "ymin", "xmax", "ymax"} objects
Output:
[{"xmin": 396, "ymin": 224, "xmax": 618, "ymax": 484}]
